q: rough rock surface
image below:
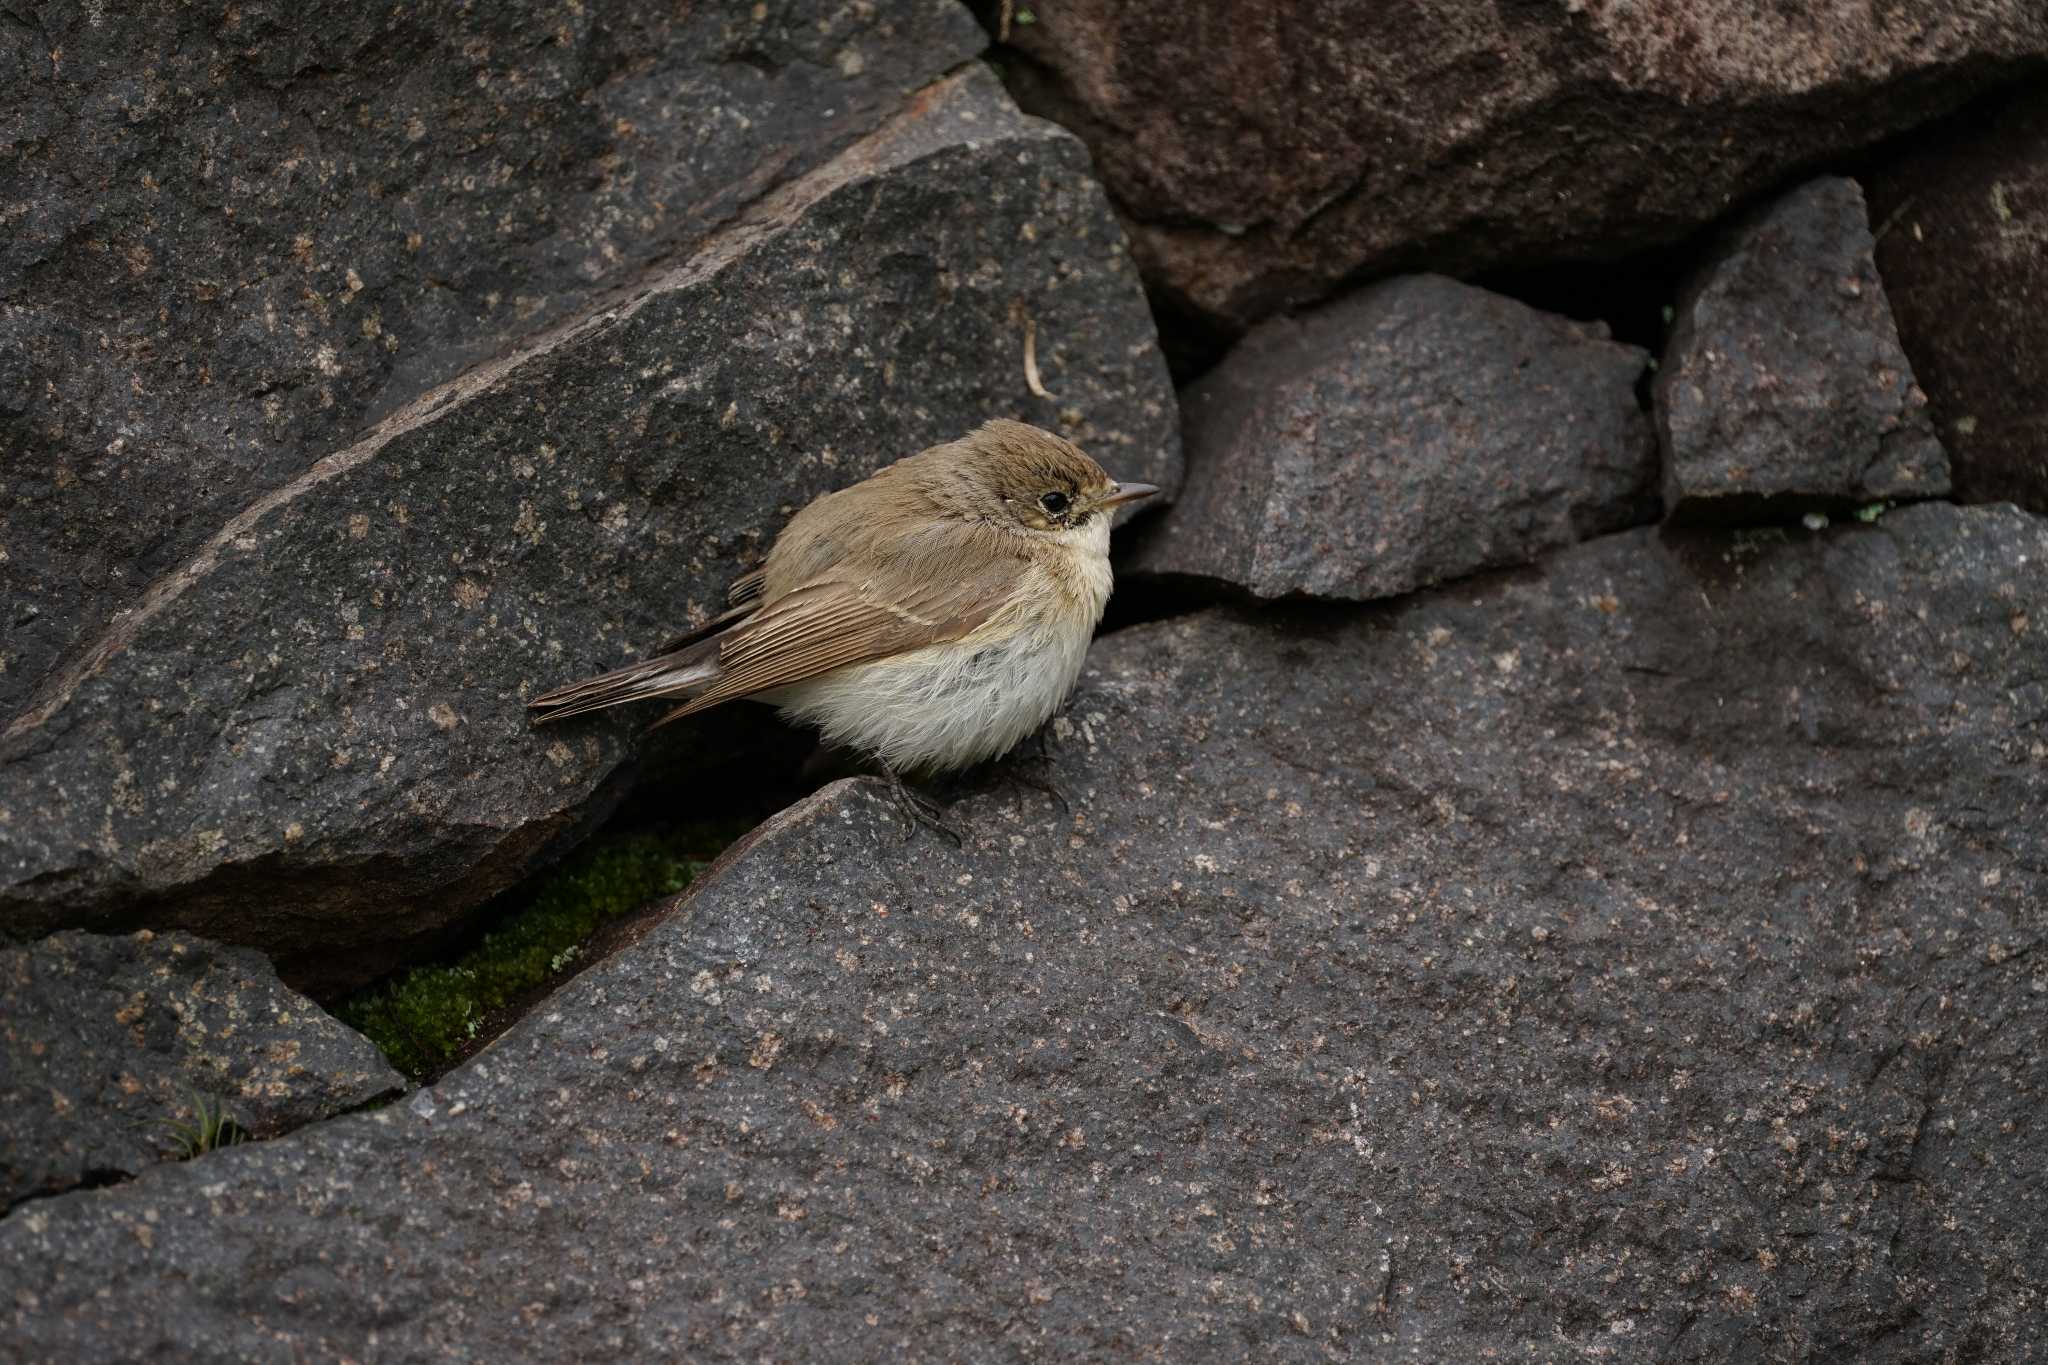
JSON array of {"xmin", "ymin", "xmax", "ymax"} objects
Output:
[
  {"xmin": 1, "ymin": 929, "xmax": 402, "ymax": 1212},
  {"xmin": 1868, "ymin": 84, "xmax": 2048, "ymax": 512},
  {"xmin": 983, "ymin": 0, "xmax": 2048, "ymax": 331},
  {"xmin": 4, "ymin": 503, "xmax": 2042, "ymax": 1360},
  {"xmin": 0, "ymin": 67, "xmax": 1181, "ymax": 987},
  {"xmin": 1656, "ymin": 178, "xmax": 1949, "ymax": 517},
  {"xmin": 0, "ymin": 0, "xmax": 985, "ymax": 718},
  {"xmin": 1131, "ymin": 274, "xmax": 1656, "ymax": 601}
]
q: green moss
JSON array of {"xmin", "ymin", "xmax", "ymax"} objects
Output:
[{"xmin": 338, "ymin": 824, "xmax": 743, "ymax": 1079}]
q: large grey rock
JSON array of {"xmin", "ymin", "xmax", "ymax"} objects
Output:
[
  {"xmin": 1657, "ymin": 178, "xmax": 1949, "ymax": 517},
  {"xmin": 1, "ymin": 929, "xmax": 402, "ymax": 1212},
  {"xmin": 4, "ymin": 503, "xmax": 2042, "ymax": 1360},
  {"xmin": 983, "ymin": 0, "xmax": 2048, "ymax": 332},
  {"xmin": 0, "ymin": 68, "xmax": 1181, "ymax": 988},
  {"xmin": 0, "ymin": 0, "xmax": 985, "ymax": 718},
  {"xmin": 1132, "ymin": 274, "xmax": 1656, "ymax": 600},
  {"xmin": 1869, "ymin": 83, "xmax": 2048, "ymax": 512}
]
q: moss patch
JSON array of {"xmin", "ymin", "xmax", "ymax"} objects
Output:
[{"xmin": 338, "ymin": 824, "xmax": 743, "ymax": 1079}]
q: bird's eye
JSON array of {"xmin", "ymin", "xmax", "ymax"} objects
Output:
[{"xmin": 1039, "ymin": 491, "xmax": 1070, "ymax": 516}]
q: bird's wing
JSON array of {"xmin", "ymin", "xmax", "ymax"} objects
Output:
[{"xmin": 650, "ymin": 553, "xmax": 1027, "ymax": 727}]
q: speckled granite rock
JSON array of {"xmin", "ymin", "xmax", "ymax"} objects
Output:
[
  {"xmin": 3, "ymin": 503, "xmax": 2040, "ymax": 1360},
  {"xmin": 1656, "ymin": 178, "xmax": 1949, "ymax": 517},
  {"xmin": 0, "ymin": 0, "xmax": 982, "ymax": 717},
  {"xmin": 1130, "ymin": 274, "xmax": 1656, "ymax": 601},
  {"xmin": 0, "ymin": 67, "xmax": 1181, "ymax": 988},
  {"xmin": 1868, "ymin": 84, "xmax": 2048, "ymax": 512},
  {"xmin": 1, "ymin": 930, "xmax": 402, "ymax": 1212},
  {"xmin": 982, "ymin": 0, "xmax": 2048, "ymax": 333}
]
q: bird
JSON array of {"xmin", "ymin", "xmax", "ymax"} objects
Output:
[{"xmin": 527, "ymin": 419, "xmax": 1159, "ymax": 831}]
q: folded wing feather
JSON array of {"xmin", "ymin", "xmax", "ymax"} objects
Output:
[{"xmin": 528, "ymin": 551, "xmax": 1028, "ymax": 728}]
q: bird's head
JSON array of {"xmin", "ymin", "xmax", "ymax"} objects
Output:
[{"xmin": 932, "ymin": 418, "xmax": 1159, "ymax": 537}]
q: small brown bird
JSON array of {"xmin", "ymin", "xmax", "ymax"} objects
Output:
[{"xmin": 528, "ymin": 419, "xmax": 1158, "ymax": 810}]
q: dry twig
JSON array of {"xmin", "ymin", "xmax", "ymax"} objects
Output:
[{"xmin": 1022, "ymin": 317, "xmax": 1054, "ymax": 398}]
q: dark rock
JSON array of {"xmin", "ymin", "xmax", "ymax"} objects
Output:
[
  {"xmin": 1867, "ymin": 84, "xmax": 2048, "ymax": 511},
  {"xmin": 4, "ymin": 503, "xmax": 2042, "ymax": 1359},
  {"xmin": 1, "ymin": 929, "xmax": 402, "ymax": 1212},
  {"xmin": 0, "ymin": 68, "xmax": 1181, "ymax": 989},
  {"xmin": 1656, "ymin": 178, "xmax": 1949, "ymax": 518},
  {"xmin": 982, "ymin": 0, "xmax": 2048, "ymax": 332},
  {"xmin": 0, "ymin": 0, "xmax": 983, "ymax": 718},
  {"xmin": 1131, "ymin": 274, "xmax": 1656, "ymax": 601}
]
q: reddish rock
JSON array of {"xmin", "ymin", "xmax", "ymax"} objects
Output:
[
  {"xmin": 990, "ymin": 0, "xmax": 2048, "ymax": 332},
  {"xmin": 1656, "ymin": 177, "xmax": 1948, "ymax": 516},
  {"xmin": 1132, "ymin": 275, "xmax": 1656, "ymax": 601},
  {"xmin": 1867, "ymin": 84, "xmax": 2048, "ymax": 512}
]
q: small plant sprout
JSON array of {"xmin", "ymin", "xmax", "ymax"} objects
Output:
[{"xmin": 156, "ymin": 1090, "xmax": 251, "ymax": 1160}]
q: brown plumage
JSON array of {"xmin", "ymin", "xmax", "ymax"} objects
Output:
[{"xmin": 527, "ymin": 419, "xmax": 1158, "ymax": 775}]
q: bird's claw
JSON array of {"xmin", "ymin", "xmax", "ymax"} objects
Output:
[
  {"xmin": 1001, "ymin": 766, "xmax": 1070, "ymax": 815},
  {"xmin": 881, "ymin": 765, "xmax": 963, "ymax": 846}
]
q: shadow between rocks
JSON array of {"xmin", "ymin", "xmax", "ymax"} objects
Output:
[{"xmin": 316, "ymin": 703, "xmax": 819, "ymax": 1079}]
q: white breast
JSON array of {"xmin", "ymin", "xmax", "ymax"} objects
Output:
[{"xmin": 767, "ymin": 525, "xmax": 1113, "ymax": 775}]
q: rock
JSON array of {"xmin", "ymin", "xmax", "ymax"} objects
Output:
[
  {"xmin": 0, "ymin": 1, "xmax": 987, "ymax": 719},
  {"xmin": 1, "ymin": 929, "xmax": 403, "ymax": 1212},
  {"xmin": 983, "ymin": 0, "xmax": 2048, "ymax": 332},
  {"xmin": 1656, "ymin": 178, "xmax": 1949, "ymax": 518},
  {"xmin": 0, "ymin": 67, "xmax": 1181, "ymax": 989},
  {"xmin": 4, "ymin": 503, "xmax": 2042, "ymax": 1359},
  {"xmin": 1867, "ymin": 84, "xmax": 2048, "ymax": 511},
  {"xmin": 1130, "ymin": 274, "xmax": 1656, "ymax": 601}
]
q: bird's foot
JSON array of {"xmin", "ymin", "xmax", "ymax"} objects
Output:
[
  {"xmin": 970, "ymin": 730, "xmax": 1070, "ymax": 815},
  {"xmin": 880, "ymin": 763, "xmax": 963, "ymax": 846},
  {"xmin": 999, "ymin": 764, "xmax": 1071, "ymax": 815},
  {"xmin": 1026, "ymin": 724, "xmax": 1057, "ymax": 764}
]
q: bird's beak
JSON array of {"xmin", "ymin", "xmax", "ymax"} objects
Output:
[{"xmin": 1098, "ymin": 481, "xmax": 1160, "ymax": 510}]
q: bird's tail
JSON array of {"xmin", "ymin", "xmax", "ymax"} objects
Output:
[{"xmin": 527, "ymin": 635, "xmax": 725, "ymax": 725}]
